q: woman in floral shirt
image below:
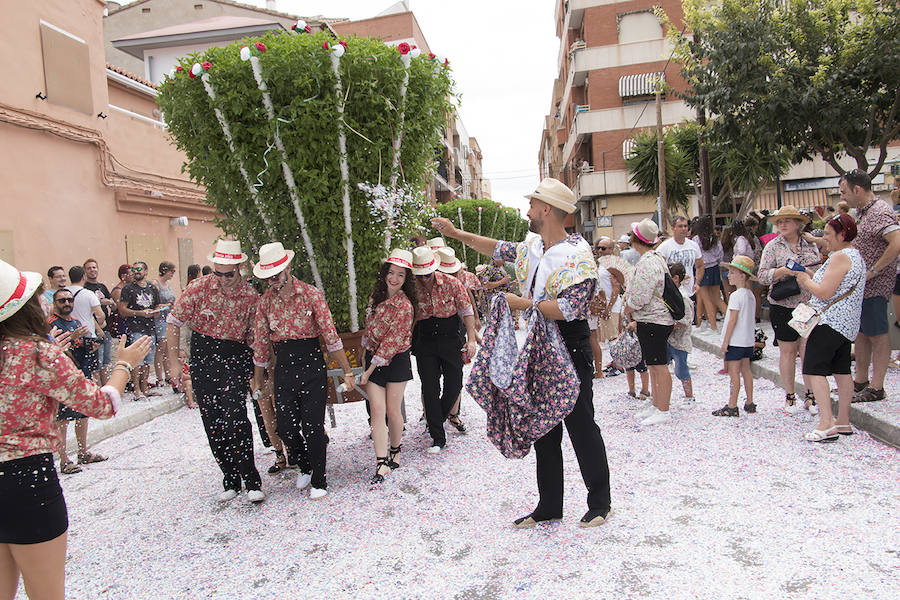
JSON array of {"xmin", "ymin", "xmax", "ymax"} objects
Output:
[
  {"xmin": 0, "ymin": 258, "xmax": 149, "ymax": 599},
  {"xmin": 359, "ymin": 249, "xmax": 416, "ymax": 484}
]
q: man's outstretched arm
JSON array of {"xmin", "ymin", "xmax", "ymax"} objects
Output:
[{"xmin": 431, "ymin": 217, "xmax": 501, "ymax": 258}]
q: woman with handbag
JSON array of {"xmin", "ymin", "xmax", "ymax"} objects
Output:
[
  {"xmin": 795, "ymin": 215, "xmax": 866, "ymax": 442},
  {"xmin": 757, "ymin": 206, "xmax": 822, "ymax": 413}
]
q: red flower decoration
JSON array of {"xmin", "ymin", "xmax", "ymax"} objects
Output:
[
  {"xmin": 305, "ymin": 25, "xmax": 312, "ymax": 33},
  {"xmin": 444, "ymin": 58, "xmax": 449, "ymax": 66},
  {"xmin": 188, "ymin": 71, "xmax": 196, "ymax": 79},
  {"xmin": 322, "ymin": 41, "xmax": 330, "ymax": 50},
  {"xmin": 339, "ymin": 40, "xmax": 347, "ymax": 48},
  {"xmin": 428, "ymin": 52, "xmax": 436, "ymax": 60},
  {"xmin": 398, "ymin": 42, "xmax": 411, "ymax": 55},
  {"xmin": 175, "ymin": 66, "xmax": 183, "ymax": 73},
  {"xmin": 255, "ymin": 42, "xmax": 266, "ymax": 53},
  {"xmin": 201, "ymin": 61, "xmax": 212, "ymax": 71}
]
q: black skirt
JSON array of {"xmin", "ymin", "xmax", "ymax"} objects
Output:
[
  {"xmin": 0, "ymin": 453, "xmax": 68, "ymax": 544},
  {"xmin": 364, "ymin": 349, "xmax": 413, "ymax": 387}
]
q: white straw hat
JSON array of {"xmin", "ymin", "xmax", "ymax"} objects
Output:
[
  {"xmin": 253, "ymin": 242, "xmax": 294, "ymax": 278},
  {"xmin": 384, "ymin": 248, "xmax": 414, "ymax": 269},
  {"xmin": 436, "ymin": 247, "xmax": 461, "ymax": 274},
  {"xmin": 524, "ymin": 178, "xmax": 577, "ymax": 214},
  {"xmin": 208, "ymin": 240, "xmax": 248, "ymax": 265},
  {"xmin": 427, "ymin": 237, "xmax": 446, "ymax": 250},
  {"xmin": 410, "ymin": 246, "xmax": 438, "ymax": 276},
  {"xmin": 0, "ymin": 259, "xmax": 42, "ymax": 323},
  {"xmin": 630, "ymin": 219, "xmax": 660, "ymax": 245},
  {"xmin": 618, "ymin": 234, "xmax": 631, "ymax": 243}
]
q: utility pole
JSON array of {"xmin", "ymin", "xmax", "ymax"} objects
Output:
[
  {"xmin": 697, "ymin": 106, "xmax": 713, "ymax": 216},
  {"xmin": 656, "ymin": 83, "xmax": 667, "ymax": 233}
]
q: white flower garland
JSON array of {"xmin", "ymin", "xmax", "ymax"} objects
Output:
[
  {"xmin": 389, "ymin": 54, "xmax": 411, "ymax": 190},
  {"xmin": 457, "ymin": 206, "xmax": 467, "ymax": 265}
]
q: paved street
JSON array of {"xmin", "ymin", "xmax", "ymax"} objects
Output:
[{"xmin": 42, "ymin": 348, "xmax": 899, "ymax": 599}]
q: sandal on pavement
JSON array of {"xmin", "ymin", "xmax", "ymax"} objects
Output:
[
  {"xmin": 388, "ymin": 445, "xmax": 402, "ymax": 469},
  {"xmin": 853, "ymin": 380, "xmax": 869, "ymax": 393},
  {"xmin": 712, "ymin": 405, "xmax": 739, "ymax": 417},
  {"xmin": 513, "ymin": 513, "xmax": 562, "ymax": 529},
  {"xmin": 268, "ymin": 450, "xmax": 286, "ymax": 474},
  {"xmin": 447, "ymin": 412, "xmax": 467, "ymax": 434},
  {"xmin": 834, "ymin": 424, "xmax": 854, "ymax": 436},
  {"xmin": 579, "ymin": 508, "xmax": 612, "ymax": 528},
  {"xmin": 804, "ymin": 427, "xmax": 839, "ymax": 443},
  {"xmin": 77, "ymin": 452, "xmax": 107, "ymax": 464},
  {"xmin": 60, "ymin": 462, "xmax": 82, "ymax": 474},
  {"xmin": 852, "ymin": 387, "xmax": 885, "ymax": 403},
  {"xmin": 370, "ymin": 458, "xmax": 392, "ymax": 485},
  {"xmin": 743, "ymin": 400, "xmax": 757, "ymax": 413}
]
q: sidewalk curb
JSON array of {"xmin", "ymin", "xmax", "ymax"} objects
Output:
[
  {"xmin": 66, "ymin": 394, "xmax": 185, "ymax": 454},
  {"xmin": 691, "ymin": 333, "xmax": 900, "ymax": 449}
]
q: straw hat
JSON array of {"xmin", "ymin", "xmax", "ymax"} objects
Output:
[
  {"xmin": 524, "ymin": 178, "xmax": 577, "ymax": 214},
  {"xmin": 630, "ymin": 219, "xmax": 660, "ymax": 245},
  {"xmin": 208, "ymin": 240, "xmax": 248, "ymax": 264},
  {"xmin": 475, "ymin": 264, "xmax": 487, "ymax": 274},
  {"xmin": 618, "ymin": 234, "xmax": 631, "ymax": 244},
  {"xmin": 767, "ymin": 205, "xmax": 810, "ymax": 225},
  {"xmin": 410, "ymin": 246, "xmax": 438, "ymax": 276},
  {"xmin": 0, "ymin": 259, "xmax": 42, "ymax": 323},
  {"xmin": 427, "ymin": 237, "xmax": 446, "ymax": 250},
  {"xmin": 253, "ymin": 242, "xmax": 294, "ymax": 278},
  {"xmin": 723, "ymin": 255, "xmax": 758, "ymax": 281},
  {"xmin": 384, "ymin": 248, "xmax": 414, "ymax": 270},
  {"xmin": 436, "ymin": 247, "xmax": 461, "ymax": 274}
]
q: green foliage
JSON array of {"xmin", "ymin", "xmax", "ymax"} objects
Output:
[
  {"xmin": 624, "ymin": 128, "xmax": 693, "ymax": 213},
  {"xmin": 672, "ymin": 0, "xmax": 900, "ymax": 177},
  {"xmin": 157, "ymin": 32, "xmax": 454, "ymax": 331},
  {"xmin": 435, "ymin": 198, "xmax": 529, "ymax": 267}
]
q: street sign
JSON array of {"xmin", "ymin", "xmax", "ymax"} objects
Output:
[
  {"xmin": 583, "ymin": 223, "xmax": 595, "ymax": 232},
  {"xmin": 597, "ymin": 215, "xmax": 612, "ymax": 227},
  {"xmin": 582, "ymin": 220, "xmax": 594, "ymax": 228}
]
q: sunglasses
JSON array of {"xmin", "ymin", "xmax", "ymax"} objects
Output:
[
  {"xmin": 213, "ymin": 270, "xmax": 236, "ymax": 278},
  {"xmin": 131, "ymin": 267, "xmax": 143, "ymax": 272},
  {"xmin": 55, "ymin": 298, "xmax": 74, "ymax": 304}
]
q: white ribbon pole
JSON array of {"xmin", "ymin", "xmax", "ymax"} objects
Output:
[{"xmin": 457, "ymin": 206, "xmax": 467, "ymax": 265}]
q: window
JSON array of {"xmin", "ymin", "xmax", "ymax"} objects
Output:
[
  {"xmin": 39, "ymin": 21, "xmax": 92, "ymax": 114},
  {"xmin": 617, "ymin": 11, "xmax": 662, "ymax": 44}
]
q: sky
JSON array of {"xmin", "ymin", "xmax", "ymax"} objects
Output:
[{"xmin": 236, "ymin": 0, "xmax": 560, "ymax": 214}]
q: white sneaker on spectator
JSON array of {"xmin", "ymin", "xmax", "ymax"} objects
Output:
[
  {"xmin": 426, "ymin": 445, "xmax": 442, "ymax": 455},
  {"xmin": 218, "ymin": 489, "xmax": 238, "ymax": 502},
  {"xmin": 247, "ymin": 489, "xmax": 265, "ymax": 503},
  {"xmin": 295, "ymin": 471, "xmax": 312, "ymax": 490},
  {"xmin": 634, "ymin": 400, "xmax": 654, "ymax": 420},
  {"xmin": 309, "ymin": 487, "xmax": 327, "ymax": 500},
  {"xmin": 640, "ymin": 406, "xmax": 671, "ymax": 425}
]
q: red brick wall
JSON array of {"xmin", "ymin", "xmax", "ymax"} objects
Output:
[{"xmin": 332, "ymin": 13, "xmax": 417, "ymax": 45}]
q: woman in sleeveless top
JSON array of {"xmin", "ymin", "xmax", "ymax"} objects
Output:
[
  {"xmin": 150, "ymin": 261, "xmax": 177, "ymax": 390},
  {"xmin": 796, "ymin": 215, "xmax": 866, "ymax": 442}
]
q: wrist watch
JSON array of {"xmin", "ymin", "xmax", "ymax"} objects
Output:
[{"xmin": 868, "ymin": 267, "xmax": 880, "ymax": 275}]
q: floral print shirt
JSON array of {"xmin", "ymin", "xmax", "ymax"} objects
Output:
[
  {"xmin": 811, "ymin": 248, "xmax": 866, "ymax": 340},
  {"xmin": 624, "ymin": 251, "xmax": 675, "ymax": 325},
  {"xmin": 757, "ymin": 234, "xmax": 822, "ymax": 308},
  {"xmin": 253, "ymin": 277, "xmax": 343, "ymax": 367},
  {"xmin": 479, "ymin": 263, "xmax": 511, "ymax": 295},
  {"xmin": 414, "ymin": 271, "xmax": 474, "ymax": 321},
  {"xmin": 364, "ymin": 292, "xmax": 414, "ymax": 367},
  {"xmin": 169, "ymin": 274, "xmax": 258, "ymax": 344},
  {"xmin": 853, "ymin": 196, "xmax": 900, "ymax": 299},
  {"xmin": 459, "ymin": 270, "xmax": 482, "ymax": 291},
  {"xmin": 1, "ymin": 338, "xmax": 118, "ymax": 462}
]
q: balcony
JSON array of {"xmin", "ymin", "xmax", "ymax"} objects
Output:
[{"xmin": 575, "ymin": 169, "xmax": 639, "ymax": 200}]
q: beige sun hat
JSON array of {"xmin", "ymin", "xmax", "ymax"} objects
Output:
[
  {"xmin": 208, "ymin": 240, "xmax": 248, "ymax": 265},
  {"xmin": 427, "ymin": 237, "xmax": 446, "ymax": 250},
  {"xmin": 767, "ymin": 205, "xmax": 810, "ymax": 225},
  {"xmin": 384, "ymin": 248, "xmax": 414, "ymax": 270},
  {"xmin": 436, "ymin": 247, "xmax": 462, "ymax": 274},
  {"xmin": 631, "ymin": 219, "xmax": 660, "ymax": 245},
  {"xmin": 723, "ymin": 255, "xmax": 758, "ymax": 281},
  {"xmin": 475, "ymin": 264, "xmax": 487, "ymax": 274},
  {"xmin": 524, "ymin": 178, "xmax": 577, "ymax": 214},
  {"xmin": 410, "ymin": 246, "xmax": 438, "ymax": 276},
  {"xmin": 0, "ymin": 259, "xmax": 42, "ymax": 323},
  {"xmin": 253, "ymin": 242, "xmax": 294, "ymax": 278}
]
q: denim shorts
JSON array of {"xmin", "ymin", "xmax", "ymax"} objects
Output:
[
  {"xmin": 127, "ymin": 332, "xmax": 156, "ymax": 366},
  {"xmin": 666, "ymin": 343, "xmax": 691, "ymax": 381},
  {"xmin": 700, "ymin": 265, "xmax": 722, "ymax": 287},
  {"xmin": 97, "ymin": 332, "xmax": 112, "ymax": 367},
  {"xmin": 724, "ymin": 345, "xmax": 753, "ymax": 361},
  {"xmin": 859, "ymin": 295, "xmax": 888, "ymax": 337}
]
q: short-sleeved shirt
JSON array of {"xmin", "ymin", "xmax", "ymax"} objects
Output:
[
  {"xmin": 364, "ymin": 292, "xmax": 414, "ymax": 367},
  {"xmin": 757, "ymin": 235, "xmax": 822, "ymax": 308},
  {"xmin": 657, "ymin": 237, "xmax": 702, "ymax": 296},
  {"xmin": 668, "ymin": 290, "xmax": 694, "ymax": 352},
  {"xmin": 414, "ymin": 271, "xmax": 473, "ymax": 321},
  {"xmin": 169, "ymin": 274, "xmax": 258, "ymax": 345},
  {"xmin": 67, "ymin": 285, "xmax": 101, "ymax": 337},
  {"xmin": 47, "ymin": 313, "xmax": 83, "ymax": 342},
  {"xmin": 853, "ymin": 196, "xmax": 900, "ymax": 299},
  {"xmin": 83, "ymin": 281, "xmax": 113, "ymax": 328},
  {"xmin": 693, "ymin": 236, "xmax": 724, "ymax": 267},
  {"xmin": 624, "ymin": 251, "xmax": 674, "ymax": 326},
  {"xmin": 119, "ymin": 282, "xmax": 160, "ymax": 336},
  {"xmin": 723, "ymin": 287, "xmax": 756, "ymax": 347}
]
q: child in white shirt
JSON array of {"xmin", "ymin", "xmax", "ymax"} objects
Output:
[{"xmin": 715, "ymin": 256, "xmax": 758, "ymax": 417}]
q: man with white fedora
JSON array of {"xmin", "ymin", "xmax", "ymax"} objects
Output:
[
  {"xmin": 432, "ymin": 177, "xmax": 612, "ymax": 528},
  {"xmin": 410, "ymin": 245, "xmax": 478, "ymax": 453},
  {"xmin": 166, "ymin": 240, "xmax": 264, "ymax": 503},
  {"xmin": 252, "ymin": 242, "xmax": 356, "ymax": 500}
]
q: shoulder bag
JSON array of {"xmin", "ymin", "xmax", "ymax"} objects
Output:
[{"xmin": 788, "ymin": 278, "xmax": 861, "ymax": 338}]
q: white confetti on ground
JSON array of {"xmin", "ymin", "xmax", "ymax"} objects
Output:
[{"xmin": 31, "ymin": 344, "xmax": 900, "ymax": 600}]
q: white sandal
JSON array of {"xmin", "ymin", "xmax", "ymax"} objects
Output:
[{"xmin": 804, "ymin": 428, "xmax": 839, "ymax": 443}]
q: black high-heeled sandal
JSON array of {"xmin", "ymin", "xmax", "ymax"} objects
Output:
[
  {"xmin": 388, "ymin": 445, "xmax": 402, "ymax": 469},
  {"xmin": 268, "ymin": 450, "xmax": 286, "ymax": 474},
  {"xmin": 447, "ymin": 411, "xmax": 467, "ymax": 434},
  {"xmin": 370, "ymin": 457, "xmax": 392, "ymax": 485}
]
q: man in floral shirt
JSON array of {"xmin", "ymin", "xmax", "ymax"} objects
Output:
[
  {"xmin": 166, "ymin": 241, "xmax": 264, "ymax": 504},
  {"xmin": 432, "ymin": 177, "xmax": 611, "ymax": 529},
  {"xmin": 842, "ymin": 170, "xmax": 900, "ymax": 402}
]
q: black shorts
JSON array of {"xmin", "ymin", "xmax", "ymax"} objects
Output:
[
  {"xmin": 364, "ymin": 350, "xmax": 413, "ymax": 388},
  {"xmin": 894, "ymin": 273, "xmax": 900, "ymax": 296},
  {"xmin": 802, "ymin": 324, "xmax": 852, "ymax": 376},
  {"xmin": 769, "ymin": 303, "xmax": 800, "ymax": 343},
  {"xmin": 56, "ymin": 403, "xmax": 87, "ymax": 421},
  {"xmin": 635, "ymin": 322, "xmax": 674, "ymax": 366},
  {"xmin": 0, "ymin": 453, "xmax": 68, "ymax": 544}
]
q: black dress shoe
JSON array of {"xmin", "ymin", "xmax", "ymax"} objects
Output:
[{"xmin": 579, "ymin": 508, "xmax": 611, "ymax": 527}]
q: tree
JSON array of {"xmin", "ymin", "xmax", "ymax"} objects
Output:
[
  {"xmin": 671, "ymin": 0, "xmax": 900, "ymax": 178},
  {"xmin": 624, "ymin": 127, "xmax": 693, "ymax": 215}
]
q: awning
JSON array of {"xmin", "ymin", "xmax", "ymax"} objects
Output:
[
  {"xmin": 619, "ymin": 72, "xmax": 665, "ymax": 98},
  {"xmin": 754, "ymin": 188, "xmax": 834, "ymax": 212}
]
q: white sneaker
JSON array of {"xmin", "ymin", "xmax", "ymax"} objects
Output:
[
  {"xmin": 640, "ymin": 406, "xmax": 671, "ymax": 425},
  {"xmin": 247, "ymin": 489, "xmax": 265, "ymax": 503},
  {"xmin": 309, "ymin": 487, "xmax": 327, "ymax": 500},
  {"xmin": 426, "ymin": 445, "xmax": 442, "ymax": 454},
  {"xmin": 295, "ymin": 471, "xmax": 312, "ymax": 490},
  {"xmin": 218, "ymin": 489, "xmax": 238, "ymax": 502},
  {"xmin": 808, "ymin": 403, "xmax": 819, "ymax": 416},
  {"xmin": 634, "ymin": 400, "xmax": 654, "ymax": 420}
]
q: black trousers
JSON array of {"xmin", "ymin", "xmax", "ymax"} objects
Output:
[
  {"xmin": 532, "ymin": 319, "xmax": 611, "ymax": 517},
  {"xmin": 190, "ymin": 332, "xmax": 261, "ymax": 492},
  {"xmin": 274, "ymin": 338, "xmax": 328, "ymax": 489},
  {"xmin": 413, "ymin": 316, "xmax": 464, "ymax": 448}
]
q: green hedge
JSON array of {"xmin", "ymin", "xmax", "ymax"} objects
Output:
[
  {"xmin": 435, "ymin": 198, "xmax": 529, "ymax": 267},
  {"xmin": 157, "ymin": 32, "xmax": 453, "ymax": 331}
]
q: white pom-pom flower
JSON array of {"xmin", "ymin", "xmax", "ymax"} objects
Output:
[
  {"xmin": 296, "ymin": 19, "xmax": 306, "ymax": 29},
  {"xmin": 191, "ymin": 63, "xmax": 202, "ymax": 76},
  {"xmin": 410, "ymin": 46, "xmax": 421, "ymax": 59},
  {"xmin": 333, "ymin": 44, "xmax": 345, "ymax": 58},
  {"xmin": 240, "ymin": 46, "xmax": 251, "ymax": 61}
]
